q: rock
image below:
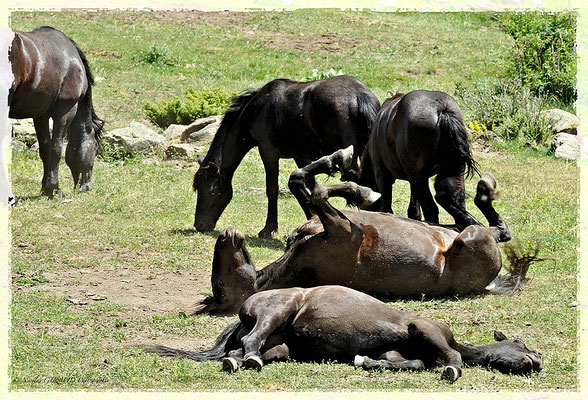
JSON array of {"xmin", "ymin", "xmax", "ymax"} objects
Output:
[
  {"xmin": 180, "ymin": 115, "xmax": 222, "ymax": 143},
  {"xmin": 541, "ymin": 109, "xmax": 580, "ymax": 135},
  {"xmin": 552, "ymin": 132, "xmax": 580, "ymax": 161},
  {"xmin": 163, "ymin": 124, "xmax": 188, "ymax": 143},
  {"xmin": 166, "ymin": 143, "xmax": 202, "ymax": 158},
  {"xmin": 102, "ymin": 122, "xmax": 167, "ymax": 154},
  {"xmin": 187, "ymin": 121, "xmax": 220, "ymax": 145},
  {"xmin": 11, "ymin": 140, "xmax": 26, "ymax": 153}
]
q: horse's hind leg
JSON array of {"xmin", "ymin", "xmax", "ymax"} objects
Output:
[
  {"xmin": 474, "ymin": 172, "xmax": 512, "ymax": 243},
  {"xmin": 33, "ymin": 117, "xmax": 51, "ymax": 193},
  {"xmin": 354, "ymin": 350, "xmax": 425, "ymax": 371},
  {"xmin": 288, "ymin": 146, "xmax": 354, "ymax": 219},
  {"xmin": 434, "ymin": 171, "xmax": 481, "ymax": 229}
]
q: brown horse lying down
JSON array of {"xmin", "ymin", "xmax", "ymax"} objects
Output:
[
  {"xmin": 145, "ymin": 285, "xmax": 543, "ymax": 382},
  {"xmin": 194, "ymin": 147, "xmax": 516, "ymax": 315}
]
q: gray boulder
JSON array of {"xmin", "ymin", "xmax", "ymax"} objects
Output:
[
  {"xmin": 166, "ymin": 143, "xmax": 203, "ymax": 158},
  {"xmin": 163, "ymin": 124, "xmax": 188, "ymax": 143},
  {"xmin": 11, "ymin": 140, "xmax": 27, "ymax": 153},
  {"xmin": 9, "ymin": 118, "xmax": 53, "ymax": 146},
  {"xmin": 102, "ymin": 122, "xmax": 167, "ymax": 154},
  {"xmin": 541, "ymin": 109, "xmax": 580, "ymax": 135},
  {"xmin": 187, "ymin": 121, "xmax": 220, "ymax": 145},
  {"xmin": 180, "ymin": 116, "xmax": 221, "ymax": 143},
  {"xmin": 552, "ymin": 132, "xmax": 580, "ymax": 161}
]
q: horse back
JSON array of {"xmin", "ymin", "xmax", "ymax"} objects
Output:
[
  {"xmin": 245, "ymin": 75, "xmax": 378, "ymax": 162},
  {"xmin": 9, "ymin": 27, "xmax": 88, "ymax": 118}
]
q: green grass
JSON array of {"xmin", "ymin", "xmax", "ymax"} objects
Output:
[{"xmin": 8, "ymin": 9, "xmax": 578, "ymax": 391}]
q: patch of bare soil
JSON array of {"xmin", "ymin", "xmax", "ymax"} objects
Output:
[
  {"xmin": 264, "ymin": 32, "xmax": 358, "ymax": 54},
  {"xmin": 23, "ymin": 266, "xmax": 212, "ymax": 318},
  {"xmin": 66, "ymin": 9, "xmax": 255, "ymax": 28}
]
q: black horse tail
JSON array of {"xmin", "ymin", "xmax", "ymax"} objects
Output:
[
  {"xmin": 143, "ymin": 320, "xmax": 242, "ymax": 361},
  {"xmin": 75, "ymin": 45, "xmax": 105, "ymax": 141},
  {"xmin": 355, "ymin": 92, "xmax": 380, "ymax": 148},
  {"xmin": 437, "ymin": 110, "xmax": 479, "ymax": 179}
]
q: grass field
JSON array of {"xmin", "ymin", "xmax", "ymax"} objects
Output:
[{"xmin": 8, "ymin": 10, "xmax": 579, "ymax": 391}]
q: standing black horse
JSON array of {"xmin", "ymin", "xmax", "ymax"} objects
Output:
[
  {"xmin": 8, "ymin": 26, "xmax": 104, "ymax": 198},
  {"xmin": 192, "ymin": 75, "xmax": 380, "ymax": 238},
  {"xmin": 145, "ymin": 285, "xmax": 543, "ymax": 383},
  {"xmin": 360, "ymin": 90, "xmax": 480, "ymax": 229}
]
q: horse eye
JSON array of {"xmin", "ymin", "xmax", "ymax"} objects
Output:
[
  {"xmin": 218, "ymin": 279, "xmax": 225, "ymax": 287},
  {"xmin": 513, "ymin": 339, "xmax": 522, "ymax": 344}
]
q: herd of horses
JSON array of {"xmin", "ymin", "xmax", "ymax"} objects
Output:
[{"xmin": 7, "ymin": 26, "xmax": 543, "ymax": 383}]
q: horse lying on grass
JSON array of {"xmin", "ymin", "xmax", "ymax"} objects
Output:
[
  {"xmin": 194, "ymin": 146, "xmax": 525, "ymax": 316},
  {"xmin": 145, "ymin": 285, "xmax": 543, "ymax": 382}
]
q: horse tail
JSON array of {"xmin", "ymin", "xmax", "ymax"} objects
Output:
[
  {"xmin": 486, "ymin": 243, "xmax": 547, "ymax": 295},
  {"xmin": 143, "ymin": 320, "xmax": 242, "ymax": 361},
  {"xmin": 356, "ymin": 91, "xmax": 380, "ymax": 143},
  {"xmin": 437, "ymin": 110, "xmax": 479, "ymax": 179}
]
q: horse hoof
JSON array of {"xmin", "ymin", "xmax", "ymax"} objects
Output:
[
  {"xmin": 244, "ymin": 355, "xmax": 263, "ymax": 371},
  {"xmin": 258, "ymin": 228, "xmax": 274, "ymax": 239},
  {"xmin": 359, "ymin": 187, "xmax": 382, "ymax": 207},
  {"xmin": 222, "ymin": 357, "xmax": 239, "ymax": 373},
  {"xmin": 354, "ymin": 355, "xmax": 365, "ymax": 368},
  {"xmin": 441, "ymin": 365, "xmax": 460, "ymax": 383},
  {"xmin": 7, "ymin": 196, "xmax": 18, "ymax": 206},
  {"xmin": 337, "ymin": 145, "xmax": 354, "ymax": 170},
  {"xmin": 481, "ymin": 172, "xmax": 496, "ymax": 189},
  {"xmin": 475, "ymin": 173, "xmax": 498, "ymax": 204}
]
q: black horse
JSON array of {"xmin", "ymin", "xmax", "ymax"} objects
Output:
[
  {"xmin": 145, "ymin": 285, "xmax": 543, "ymax": 383},
  {"xmin": 8, "ymin": 26, "xmax": 104, "ymax": 198},
  {"xmin": 360, "ymin": 90, "xmax": 480, "ymax": 229},
  {"xmin": 192, "ymin": 75, "xmax": 380, "ymax": 238}
]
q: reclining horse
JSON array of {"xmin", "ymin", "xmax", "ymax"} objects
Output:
[
  {"xmin": 8, "ymin": 26, "xmax": 104, "ymax": 198},
  {"xmin": 192, "ymin": 75, "xmax": 379, "ymax": 238},
  {"xmin": 360, "ymin": 90, "xmax": 480, "ymax": 229},
  {"xmin": 146, "ymin": 285, "xmax": 543, "ymax": 382},
  {"xmin": 194, "ymin": 146, "xmax": 513, "ymax": 316}
]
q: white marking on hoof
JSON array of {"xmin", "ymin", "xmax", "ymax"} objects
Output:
[
  {"xmin": 222, "ymin": 357, "xmax": 239, "ymax": 373},
  {"xmin": 442, "ymin": 365, "xmax": 459, "ymax": 383},
  {"xmin": 340, "ymin": 145, "xmax": 354, "ymax": 169},
  {"xmin": 361, "ymin": 189, "xmax": 381, "ymax": 206},
  {"xmin": 354, "ymin": 355, "xmax": 365, "ymax": 368},
  {"xmin": 244, "ymin": 355, "xmax": 263, "ymax": 371},
  {"xmin": 485, "ymin": 281, "xmax": 496, "ymax": 291}
]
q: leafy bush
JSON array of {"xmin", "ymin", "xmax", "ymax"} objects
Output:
[
  {"xmin": 143, "ymin": 88, "xmax": 234, "ymax": 129},
  {"xmin": 304, "ymin": 68, "xmax": 344, "ymax": 81},
  {"xmin": 496, "ymin": 11, "xmax": 577, "ymax": 106},
  {"xmin": 456, "ymin": 78, "xmax": 552, "ymax": 146},
  {"xmin": 136, "ymin": 45, "xmax": 177, "ymax": 68}
]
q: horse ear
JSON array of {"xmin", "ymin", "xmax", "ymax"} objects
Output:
[{"xmin": 494, "ymin": 330, "xmax": 508, "ymax": 342}]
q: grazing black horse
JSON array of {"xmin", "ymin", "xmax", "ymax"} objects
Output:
[
  {"xmin": 145, "ymin": 285, "xmax": 543, "ymax": 382},
  {"xmin": 360, "ymin": 90, "xmax": 480, "ymax": 229},
  {"xmin": 192, "ymin": 75, "xmax": 380, "ymax": 238},
  {"xmin": 8, "ymin": 26, "xmax": 104, "ymax": 198}
]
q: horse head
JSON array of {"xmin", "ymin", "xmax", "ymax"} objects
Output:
[
  {"xmin": 192, "ymin": 226, "xmax": 256, "ymax": 315},
  {"xmin": 192, "ymin": 160, "xmax": 233, "ymax": 232},
  {"xmin": 481, "ymin": 330, "xmax": 543, "ymax": 374}
]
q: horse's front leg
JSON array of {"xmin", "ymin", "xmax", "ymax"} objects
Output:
[
  {"xmin": 258, "ymin": 149, "xmax": 280, "ymax": 238},
  {"xmin": 44, "ymin": 106, "xmax": 77, "ymax": 198}
]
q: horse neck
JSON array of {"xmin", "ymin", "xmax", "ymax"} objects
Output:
[
  {"xmin": 207, "ymin": 118, "xmax": 253, "ymax": 176},
  {"xmin": 253, "ymin": 252, "xmax": 294, "ymax": 292},
  {"xmin": 453, "ymin": 342, "xmax": 488, "ymax": 366}
]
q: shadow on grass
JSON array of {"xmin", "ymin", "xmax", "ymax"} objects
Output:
[{"xmin": 170, "ymin": 226, "xmax": 285, "ymax": 250}]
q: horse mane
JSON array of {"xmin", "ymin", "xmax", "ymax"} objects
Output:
[{"xmin": 193, "ymin": 88, "xmax": 260, "ymax": 190}]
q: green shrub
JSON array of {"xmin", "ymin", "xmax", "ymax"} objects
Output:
[
  {"xmin": 304, "ymin": 68, "xmax": 344, "ymax": 81},
  {"xmin": 496, "ymin": 11, "xmax": 577, "ymax": 106},
  {"xmin": 455, "ymin": 78, "xmax": 552, "ymax": 146},
  {"xmin": 143, "ymin": 88, "xmax": 234, "ymax": 129},
  {"xmin": 135, "ymin": 45, "xmax": 177, "ymax": 68},
  {"xmin": 98, "ymin": 140, "xmax": 137, "ymax": 164}
]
